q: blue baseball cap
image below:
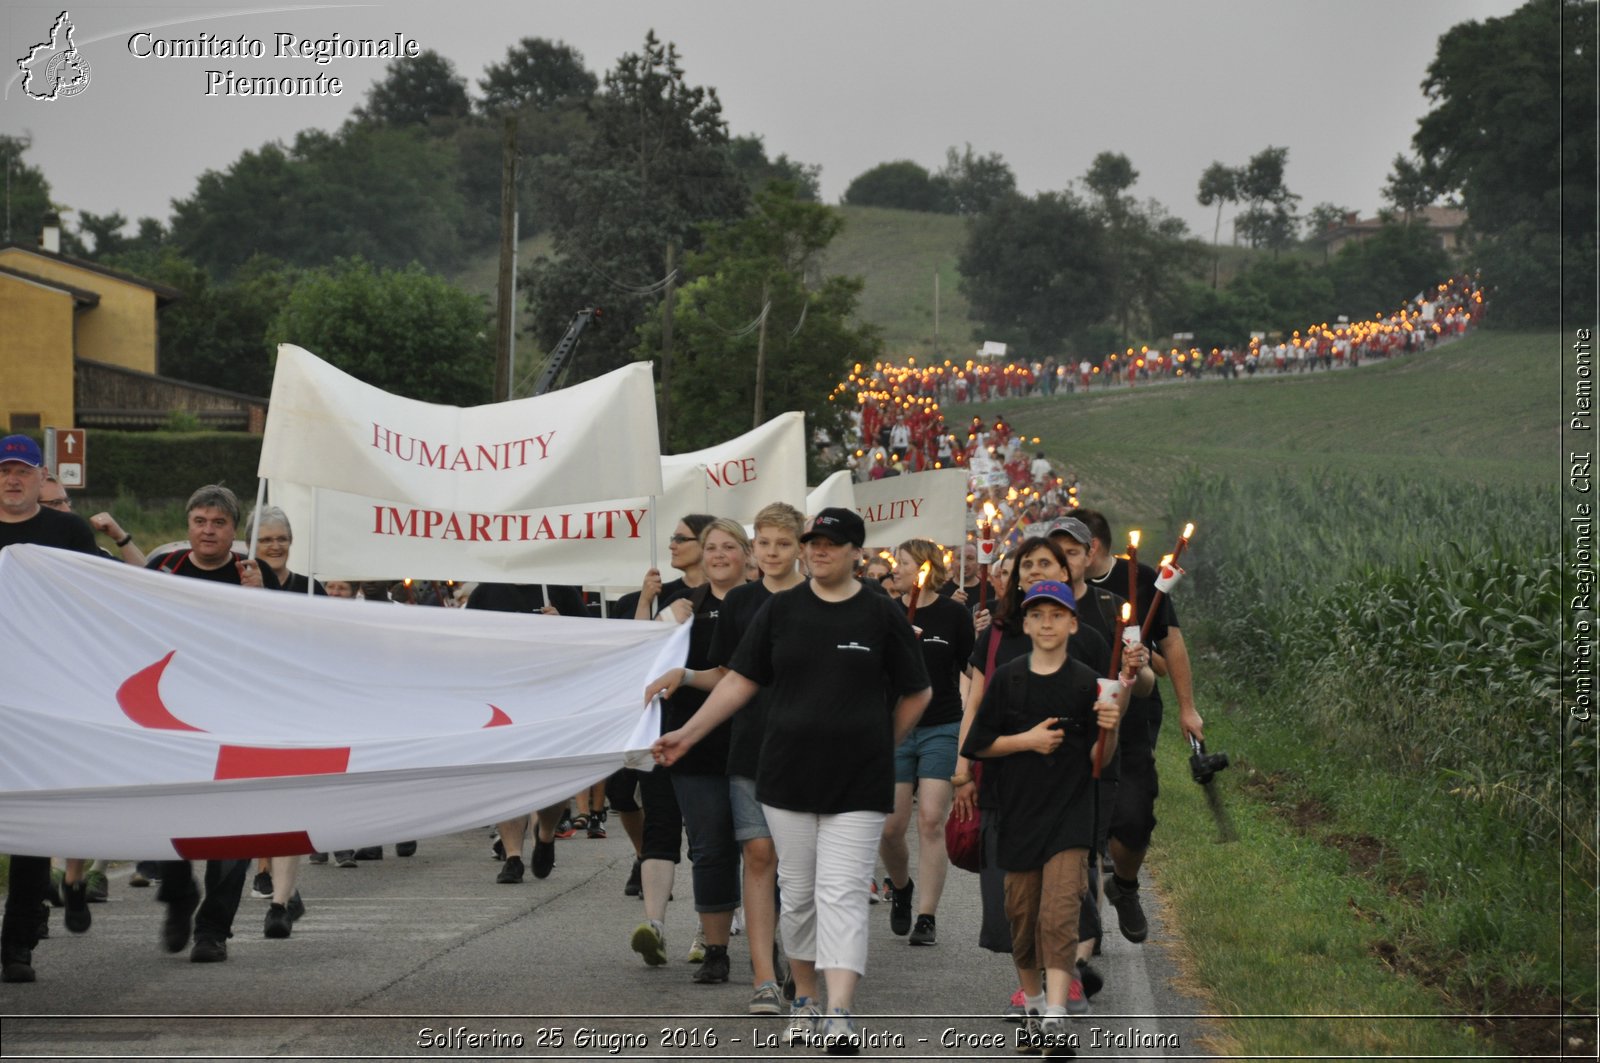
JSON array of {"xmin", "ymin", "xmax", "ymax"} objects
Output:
[
  {"xmin": 1022, "ymin": 579, "xmax": 1078, "ymax": 614},
  {"xmin": 0, "ymin": 435, "xmax": 43, "ymax": 467}
]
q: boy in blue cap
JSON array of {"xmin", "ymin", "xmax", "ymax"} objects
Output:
[{"xmin": 961, "ymin": 581, "xmax": 1136, "ymax": 1054}]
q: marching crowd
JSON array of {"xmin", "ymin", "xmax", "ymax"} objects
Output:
[{"xmin": 1, "ymin": 427, "xmax": 1203, "ymax": 1058}]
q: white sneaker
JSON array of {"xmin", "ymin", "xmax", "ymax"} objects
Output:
[
  {"xmin": 686, "ymin": 926, "xmax": 707, "ymax": 964},
  {"xmin": 820, "ymin": 1008, "xmax": 862, "ymax": 1056},
  {"xmin": 731, "ymin": 906, "xmax": 745, "ymax": 935},
  {"xmin": 784, "ymin": 997, "xmax": 821, "ymax": 1047}
]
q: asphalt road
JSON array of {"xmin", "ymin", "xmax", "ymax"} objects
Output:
[{"xmin": 3, "ymin": 825, "xmax": 1216, "ymax": 1060}]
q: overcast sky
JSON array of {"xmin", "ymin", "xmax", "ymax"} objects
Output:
[{"xmin": 2, "ymin": 0, "xmax": 1527, "ymax": 244}]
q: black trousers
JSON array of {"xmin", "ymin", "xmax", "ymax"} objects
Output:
[
  {"xmin": 1, "ymin": 854, "xmax": 50, "ymax": 959},
  {"xmin": 157, "ymin": 858, "xmax": 249, "ymax": 942}
]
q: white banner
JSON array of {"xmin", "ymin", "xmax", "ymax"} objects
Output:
[
  {"xmin": 0, "ymin": 545, "xmax": 687, "ymax": 858},
  {"xmin": 277, "ymin": 414, "xmax": 809, "ymax": 585},
  {"xmin": 258, "ymin": 345, "xmax": 663, "ymax": 513},
  {"xmin": 807, "ymin": 469, "xmax": 857, "ymax": 514},
  {"xmin": 852, "ymin": 468, "xmax": 971, "ymax": 547}
]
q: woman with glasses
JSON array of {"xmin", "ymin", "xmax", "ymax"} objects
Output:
[
  {"xmin": 636, "ymin": 518, "xmax": 749, "ymax": 985},
  {"xmin": 246, "ymin": 505, "xmax": 325, "ymax": 596},
  {"xmin": 634, "ymin": 514, "xmax": 713, "ymax": 620}
]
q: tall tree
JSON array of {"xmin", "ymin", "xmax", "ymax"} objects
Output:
[
  {"xmin": 1381, "ymin": 154, "xmax": 1436, "ymax": 222},
  {"xmin": 933, "ymin": 144, "xmax": 1016, "ymax": 215},
  {"xmin": 958, "ymin": 191, "xmax": 1113, "ymax": 355},
  {"xmin": 0, "ymin": 134, "xmax": 56, "ymax": 246},
  {"xmin": 1083, "ymin": 152, "xmax": 1141, "ymax": 343},
  {"xmin": 526, "ymin": 31, "xmax": 749, "ymax": 378},
  {"xmin": 1196, "ymin": 161, "xmax": 1240, "ymax": 287},
  {"xmin": 639, "ymin": 183, "xmax": 871, "ymax": 463},
  {"xmin": 268, "ymin": 258, "xmax": 491, "ymax": 405},
  {"xmin": 353, "ymin": 50, "xmax": 472, "ymax": 128},
  {"xmin": 477, "ymin": 38, "xmax": 597, "ymax": 115},
  {"xmin": 1233, "ymin": 146, "xmax": 1300, "ymax": 252},
  {"xmin": 1412, "ymin": 0, "xmax": 1594, "ymax": 325},
  {"xmin": 727, "ymin": 135, "xmax": 822, "ymax": 201},
  {"xmin": 842, "ymin": 160, "xmax": 944, "ymax": 212}
]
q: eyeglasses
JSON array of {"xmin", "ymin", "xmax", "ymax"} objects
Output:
[
  {"xmin": 668, "ymin": 534, "xmax": 697, "ymax": 545},
  {"xmin": 41, "ymin": 497, "xmax": 71, "ymax": 509}
]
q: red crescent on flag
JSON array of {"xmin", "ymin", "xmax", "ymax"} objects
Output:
[
  {"xmin": 485, "ymin": 704, "xmax": 512, "ymax": 727},
  {"xmin": 116, "ymin": 651, "xmax": 204, "ymax": 732}
]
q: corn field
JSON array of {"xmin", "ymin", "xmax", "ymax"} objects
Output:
[{"xmin": 1168, "ymin": 470, "xmax": 1581, "ymax": 859}]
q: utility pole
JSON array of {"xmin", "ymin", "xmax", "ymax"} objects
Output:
[
  {"xmin": 752, "ymin": 279, "xmax": 770, "ymax": 428},
  {"xmin": 493, "ymin": 114, "xmax": 518, "ymax": 403},
  {"xmin": 934, "ymin": 270, "xmax": 941, "ymax": 353},
  {"xmin": 659, "ymin": 242, "xmax": 676, "ymax": 448}
]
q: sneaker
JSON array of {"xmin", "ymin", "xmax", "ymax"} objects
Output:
[
  {"xmin": 687, "ymin": 926, "xmax": 707, "ymax": 963},
  {"xmin": 530, "ymin": 836, "xmax": 556, "ymax": 879},
  {"xmin": 784, "ymin": 997, "xmax": 821, "ymax": 1047},
  {"xmin": 490, "ymin": 833, "xmax": 505, "ymax": 861},
  {"xmin": 1, "ymin": 948, "xmax": 36, "ymax": 984},
  {"xmin": 161, "ymin": 887, "xmax": 200, "ymax": 953},
  {"xmin": 691, "ymin": 943, "xmax": 729, "ymax": 984},
  {"xmin": 264, "ymin": 903, "xmax": 292, "ymax": 939},
  {"xmin": 396, "ymin": 841, "xmax": 417, "ymax": 857},
  {"xmin": 63, "ymin": 881, "xmax": 91, "ymax": 934},
  {"xmin": 624, "ymin": 858, "xmax": 643, "ymax": 897},
  {"xmin": 250, "ymin": 870, "xmax": 273, "ymax": 898},
  {"xmin": 630, "ymin": 919, "xmax": 668, "ymax": 967},
  {"xmin": 1103, "ymin": 874, "xmax": 1148, "ymax": 943},
  {"xmin": 1015, "ymin": 1008, "xmax": 1043, "ymax": 1055},
  {"xmin": 128, "ymin": 867, "xmax": 152, "ymax": 888},
  {"xmin": 1038, "ymin": 1014, "xmax": 1076, "ymax": 1056},
  {"xmin": 1004, "ymin": 987, "xmax": 1028, "ymax": 1022},
  {"xmin": 889, "ymin": 877, "xmax": 914, "ymax": 935},
  {"xmin": 1065, "ymin": 977, "xmax": 1089, "ymax": 1018},
  {"xmin": 190, "ymin": 937, "xmax": 228, "ymax": 963},
  {"xmin": 85, "ymin": 868, "xmax": 108, "ymax": 903},
  {"xmin": 909, "ymin": 912, "xmax": 936, "ymax": 945},
  {"xmin": 496, "ymin": 856, "xmax": 525, "ymax": 884},
  {"xmin": 1076, "ymin": 961, "xmax": 1102, "ymax": 999},
  {"xmin": 308, "ymin": 852, "xmax": 329, "ymax": 865},
  {"xmin": 730, "ymin": 907, "xmax": 744, "ymax": 935},
  {"xmin": 334, "ymin": 850, "xmax": 358, "ymax": 868},
  {"xmin": 554, "ymin": 815, "xmax": 577, "ymax": 840},
  {"xmin": 586, "ymin": 817, "xmax": 606, "ymax": 840},
  {"xmin": 748, "ymin": 980, "xmax": 784, "ymax": 1015},
  {"xmin": 286, "ymin": 891, "xmax": 306, "ymax": 922},
  {"xmin": 820, "ymin": 1008, "xmax": 862, "ymax": 1055},
  {"xmin": 353, "ymin": 847, "xmax": 383, "ymax": 861}
]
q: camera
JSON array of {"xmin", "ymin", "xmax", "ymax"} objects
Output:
[{"xmin": 1187, "ymin": 735, "xmax": 1230, "ymax": 786}]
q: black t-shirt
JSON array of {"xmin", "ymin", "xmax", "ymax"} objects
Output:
[
  {"xmin": 660, "ymin": 585, "xmax": 732, "ymax": 776},
  {"xmin": 146, "ymin": 549, "xmax": 282, "ymax": 589},
  {"xmin": 612, "ymin": 576, "xmax": 696, "ymax": 621},
  {"xmin": 729, "ymin": 581, "xmax": 930, "ymax": 814},
  {"xmin": 271, "ymin": 571, "xmax": 328, "ymax": 596},
  {"xmin": 709, "ymin": 579, "xmax": 779, "ymax": 779},
  {"xmin": 0, "ymin": 507, "xmax": 99, "ymax": 556},
  {"xmin": 467, "ymin": 582, "xmax": 586, "ymax": 616},
  {"xmin": 1094, "ymin": 558, "xmax": 1177, "ymax": 740},
  {"xmin": 961, "ymin": 655, "xmax": 1103, "ymax": 870},
  {"xmin": 904, "ymin": 595, "xmax": 975, "ymax": 728}
]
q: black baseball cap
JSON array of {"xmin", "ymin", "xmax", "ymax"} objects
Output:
[{"xmin": 801, "ymin": 507, "xmax": 866, "ymax": 548}]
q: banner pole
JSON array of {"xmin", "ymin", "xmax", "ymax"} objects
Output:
[
  {"xmin": 649, "ymin": 496, "xmax": 659, "ymax": 619},
  {"xmin": 599, "ymin": 591, "xmax": 608, "ymax": 619},
  {"xmin": 247, "ymin": 478, "xmax": 267, "ymax": 561},
  {"xmin": 306, "ymin": 487, "xmax": 319, "ymax": 596}
]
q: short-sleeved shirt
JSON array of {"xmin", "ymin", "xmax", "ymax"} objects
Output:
[
  {"xmin": 961, "ymin": 655, "xmax": 1103, "ymax": 870},
  {"xmin": 709, "ymin": 579, "xmax": 777, "ymax": 779},
  {"xmin": 660, "ymin": 586, "xmax": 732, "ymax": 776},
  {"xmin": 146, "ymin": 549, "xmax": 282, "ymax": 589},
  {"xmin": 904, "ymin": 595, "xmax": 975, "ymax": 728},
  {"xmin": 729, "ymin": 581, "xmax": 930, "ymax": 814},
  {"xmin": 0, "ymin": 507, "xmax": 99, "ymax": 557}
]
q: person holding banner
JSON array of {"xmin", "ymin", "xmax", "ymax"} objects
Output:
[
  {"xmin": 632, "ymin": 515, "xmax": 713, "ymax": 621},
  {"xmin": 246, "ymin": 506, "xmax": 325, "ymax": 596},
  {"xmin": 144, "ymin": 485, "xmax": 274, "ymax": 964},
  {"xmin": 636, "ymin": 518, "xmax": 749, "ymax": 985},
  {"xmin": 880, "ymin": 540, "xmax": 974, "ymax": 948},
  {"xmin": 651, "ymin": 508, "xmax": 930, "ymax": 1052},
  {"xmin": 705, "ymin": 502, "xmax": 806, "ymax": 1015}
]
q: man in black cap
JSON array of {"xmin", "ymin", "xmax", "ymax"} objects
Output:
[{"xmin": 0, "ymin": 435, "xmax": 99, "ymax": 984}]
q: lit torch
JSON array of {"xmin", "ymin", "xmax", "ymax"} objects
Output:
[
  {"xmin": 977, "ymin": 500, "xmax": 999, "ymax": 612},
  {"xmin": 1126, "ymin": 529, "xmax": 1140, "ymax": 623},
  {"xmin": 403, "ymin": 578, "xmax": 415, "ymax": 605},
  {"xmin": 906, "ymin": 560, "xmax": 933, "ymax": 628}
]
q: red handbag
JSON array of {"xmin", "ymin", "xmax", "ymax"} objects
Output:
[{"xmin": 944, "ymin": 760, "xmax": 982, "ymax": 872}]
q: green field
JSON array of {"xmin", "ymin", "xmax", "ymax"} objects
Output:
[{"xmin": 970, "ymin": 330, "xmax": 1586, "ymax": 1057}]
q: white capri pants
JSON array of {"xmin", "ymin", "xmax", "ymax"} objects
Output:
[{"xmin": 762, "ymin": 805, "xmax": 886, "ymax": 976}]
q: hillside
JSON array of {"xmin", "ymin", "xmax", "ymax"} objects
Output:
[{"xmin": 968, "ymin": 330, "xmax": 1555, "ymax": 536}]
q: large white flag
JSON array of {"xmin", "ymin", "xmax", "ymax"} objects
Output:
[
  {"xmin": 852, "ymin": 468, "xmax": 971, "ymax": 547},
  {"xmin": 0, "ymin": 545, "xmax": 687, "ymax": 858},
  {"xmin": 258, "ymin": 345, "xmax": 663, "ymax": 513},
  {"xmin": 277, "ymin": 413, "xmax": 809, "ymax": 584}
]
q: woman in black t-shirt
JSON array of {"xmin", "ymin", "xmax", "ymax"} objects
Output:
[
  {"xmin": 878, "ymin": 539, "xmax": 974, "ymax": 948},
  {"xmin": 246, "ymin": 506, "xmax": 325, "ymax": 596},
  {"xmin": 636, "ymin": 518, "xmax": 749, "ymax": 984},
  {"xmin": 651, "ymin": 508, "xmax": 931, "ymax": 1051}
]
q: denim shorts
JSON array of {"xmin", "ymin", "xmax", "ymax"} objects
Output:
[
  {"xmin": 728, "ymin": 774, "xmax": 771, "ymax": 842},
  {"xmin": 893, "ymin": 720, "xmax": 960, "ymax": 784}
]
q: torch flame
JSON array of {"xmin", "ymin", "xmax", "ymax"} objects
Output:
[
  {"xmin": 1129, "ymin": 530, "xmax": 1141, "ymax": 549},
  {"xmin": 982, "ymin": 501, "xmax": 999, "ymax": 521},
  {"xmin": 1182, "ymin": 522, "xmax": 1195, "ymax": 539},
  {"xmin": 1120, "ymin": 602, "xmax": 1131, "ymax": 622},
  {"xmin": 878, "ymin": 550, "xmax": 896, "ymax": 565},
  {"xmin": 916, "ymin": 560, "xmax": 932, "ymax": 587},
  {"xmin": 1161, "ymin": 554, "xmax": 1174, "ymax": 567},
  {"xmin": 403, "ymin": 578, "xmax": 413, "ymax": 588}
]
